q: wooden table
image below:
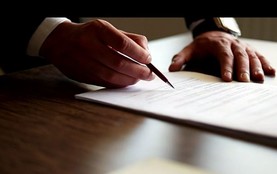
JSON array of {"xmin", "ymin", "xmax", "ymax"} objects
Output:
[{"xmin": 0, "ymin": 33, "xmax": 277, "ymax": 174}]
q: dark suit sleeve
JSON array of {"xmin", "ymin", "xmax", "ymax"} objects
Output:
[
  {"xmin": 1, "ymin": 16, "xmax": 79, "ymax": 73},
  {"xmin": 1, "ymin": 16, "xmax": 48, "ymax": 73},
  {"xmin": 185, "ymin": 17, "xmax": 234, "ymax": 38},
  {"xmin": 185, "ymin": 17, "xmax": 216, "ymax": 38}
]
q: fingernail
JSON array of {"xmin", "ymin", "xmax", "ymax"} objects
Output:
[
  {"xmin": 240, "ymin": 72, "xmax": 250, "ymax": 82},
  {"xmin": 147, "ymin": 73, "xmax": 156, "ymax": 81},
  {"xmin": 268, "ymin": 65, "xmax": 276, "ymax": 74},
  {"xmin": 171, "ymin": 55, "xmax": 178, "ymax": 64},
  {"xmin": 224, "ymin": 72, "xmax": 232, "ymax": 80},
  {"xmin": 146, "ymin": 44, "xmax": 150, "ymax": 51},
  {"xmin": 254, "ymin": 70, "xmax": 263, "ymax": 76},
  {"xmin": 147, "ymin": 55, "xmax": 152, "ymax": 62},
  {"xmin": 170, "ymin": 60, "xmax": 175, "ymax": 65},
  {"xmin": 254, "ymin": 70, "xmax": 264, "ymax": 82}
]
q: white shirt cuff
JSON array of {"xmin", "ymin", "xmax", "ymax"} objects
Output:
[
  {"xmin": 189, "ymin": 18, "xmax": 205, "ymax": 31},
  {"xmin": 27, "ymin": 17, "xmax": 71, "ymax": 57}
]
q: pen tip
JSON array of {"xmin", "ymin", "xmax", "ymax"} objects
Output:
[{"xmin": 167, "ymin": 82, "xmax": 175, "ymax": 89}]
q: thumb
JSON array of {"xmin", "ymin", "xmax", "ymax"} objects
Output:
[{"xmin": 169, "ymin": 45, "xmax": 193, "ymax": 72}]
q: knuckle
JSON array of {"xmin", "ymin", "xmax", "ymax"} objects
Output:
[
  {"xmin": 113, "ymin": 59, "xmax": 127, "ymax": 70},
  {"xmin": 117, "ymin": 37, "xmax": 130, "ymax": 52},
  {"xmin": 234, "ymin": 49, "xmax": 247, "ymax": 57}
]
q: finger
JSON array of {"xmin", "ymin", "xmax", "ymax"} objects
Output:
[
  {"xmin": 122, "ymin": 31, "xmax": 149, "ymax": 50},
  {"xmin": 73, "ymin": 52, "xmax": 142, "ymax": 88},
  {"xmin": 246, "ymin": 48, "xmax": 264, "ymax": 82},
  {"xmin": 232, "ymin": 43, "xmax": 250, "ymax": 82},
  {"xmin": 98, "ymin": 21, "xmax": 151, "ymax": 64},
  {"xmin": 92, "ymin": 43, "xmax": 155, "ymax": 81},
  {"xmin": 256, "ymin": 51, "xmax": 276, "ymax": 76},
  {"xmin": 85, "ymin": 64, "xmax": 139, "ymax": 88},
  {"xmin": 215, "ymin": 46, "xmax": 234, "ymax": 82},
  {"xmin": 91, "ymin": 64, "xmax": 141, "ymax": 88},
  {"xmin": 168, "ymin": 45, "xmax": 193, "ymax": 72}
]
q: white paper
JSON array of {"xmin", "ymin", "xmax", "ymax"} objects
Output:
[{"xmin": 75, "ymin": 71, "xmax": 277, "ymax": 138}]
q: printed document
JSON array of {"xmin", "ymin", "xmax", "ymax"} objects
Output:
[{"xmin": 75, "ymin": 71, "xmax": 277, "ymax": 138}]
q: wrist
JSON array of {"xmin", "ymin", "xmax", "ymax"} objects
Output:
[
  {"xmin": 27, "ymin": 17, "xmax": 71, "ymax": 57},
  {"xmin": 40, "ymin": 21, "xmax": 74, "ymax": 60}
]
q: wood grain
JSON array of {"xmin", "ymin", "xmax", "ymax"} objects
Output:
[{"xmin": 0, "ymin": 65, "xmax": 276, "ymax": 174}]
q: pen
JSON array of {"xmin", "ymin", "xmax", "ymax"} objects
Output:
[
  {"xmin": 146, "ymin": 63, "xmax": 174, "ymax": 89},
  {"xmin": 115, "ymin": 50, "xmax": 174, "ymax": 88}
]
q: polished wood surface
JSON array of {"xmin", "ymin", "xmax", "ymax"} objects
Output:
[
  {"xmin": 1, "ymin": 65, "xmax": 277, "ymax": 174},
  {"xmin": 1, "ymin": 33, "xmax": 277, "ymax": 174}
]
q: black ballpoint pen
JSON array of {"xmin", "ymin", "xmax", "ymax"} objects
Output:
[{"xmin": 146, "ymin": 63, "xmax": 174, "ymax": 89}]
